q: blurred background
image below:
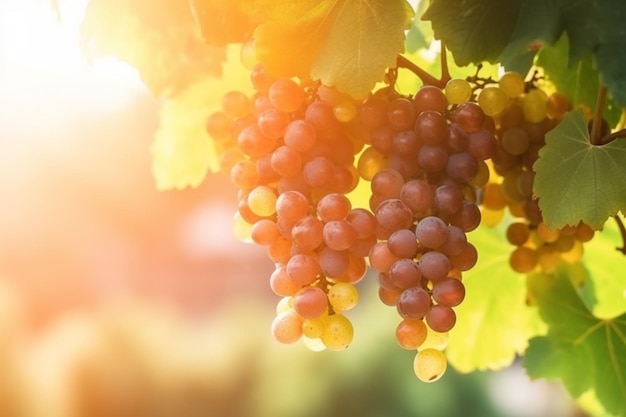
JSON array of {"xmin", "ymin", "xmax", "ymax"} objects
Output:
[{"xmin": 0, "ymin": 1, "xmax": 592, "ymax": 416}]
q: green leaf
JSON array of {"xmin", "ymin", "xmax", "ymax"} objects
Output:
[
  {"xmin": 150, "ymin": 46, "xmax": 253, "ymax": 190},
  {"xmin": 533, "ymin": 110, "xmax": 626, "ymax": 230},
  {"xmin": 578, "ymin": 217, "xmax": 626, "ymax": 318},
  {"xmin": 405, "ymin": 0, "xmax": 431, "ymax": 53},
  {"xmin": 311, "ymin": 0, "xmax": 414, "ymax": 99},
  {"xmin": 498, "ymin": 0, "xmax": 562, "ymax": 74},
  {"xmin": 446, "ymin": 225, "xmax": 545, "ymax": 373},
  {"xmin": 421, "ymin": 0, "xmax": 521, "ymax": 66},
  {"xmin": 524, "ymin": 266, "xmax": 626, "ymax": 417},
  {"xmin": 536, "ymin": 34, "xmax": 621, "ymax": 127},
  {"xmin": 255, "ymin": 0, "xmax": 413, "ymax": 99}
]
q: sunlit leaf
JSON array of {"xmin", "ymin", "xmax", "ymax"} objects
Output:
[
  {"xmin": 446, "ymin": 225, "xmax": 545, "ymax": 373},
  {"xmin": 533, "ymin": 110, "xmax": 626, "ymax": 230},
  {"xmin": 150, "ymin": 46, "xmax": 253, "ymax": 190},
  {"xmin": 536, "ymin": 34, "xmax": 621, "ymax": 127},
  {"xmin": 524, "ymin": 266, "xmax": 626, "ymax": 417},
  {"xmin": 254, "ymin": 0, "xmax": 414, "ymax": 99}
]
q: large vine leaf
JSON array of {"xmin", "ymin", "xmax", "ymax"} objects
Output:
[
  {"xmin": 533, "ymin": 110, "xmax": 626, "ymax": 230},
  {"xmin": 524, "ymin": 266, "xmax": 626, "ymax": 417},
  {"xmin": 254, "ymin": 0, "xmax": 414, "ymax": 99},
  {"xmin": 421, "ymin": 0, "xmax": 521, "ymax": 66},
  {"xmin": 150, "ymin": 46, "xmax": 253, "ymax": 190},
  {"xmin": 81, "ymin": 0, "xmax": 225, "ymax": 97},
  {"xmin": 446, "ymin": 225, "xmax": 545, "ymax": 373}
]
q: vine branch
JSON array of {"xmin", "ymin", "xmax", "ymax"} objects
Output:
[
  {"xmin": 396, "ymin": 55, "xmax": 444, "ymax": 88},
  {"xmin": 396, "ymin": 42, "xmax": 451, "ymax": 89},
  {"xmin": 590, "ymin": 84, "xmax": 608, "ymax": 145},
  {"xmin": 599, "ymin": 127, "xmax": 626, "ymax": 145},
  {"xmin": 613, "ymin": 215, "xmax": 626, "ymax": 255}
]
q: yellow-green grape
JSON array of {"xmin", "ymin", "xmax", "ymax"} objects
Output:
[
  {"xmin": 537, "ymin": 244, "xmax": 561, "ymax": 273},
  {"xmin": 477, "ymin": 86, "xmax": 508, "ymax": 117},
  {"xmin": 333, "ymin": 100, "xmax": 358, "ymax": 122},
  {"xmin": 276, "ymin": 296, "xmax": 294, "ymax": 314},
  {"xmin": 247, "ymin": 185, "xmax": 277, "ymax": 217},
  {"xmin": 445, "ymin": 78, "xmax": 473, "ymax": 104},
  {"xmin": 536, "ymin": 222, "xmax": 560, "ymax": 243},
  {"xmin": 521, "ymin": 89, "xmax": 548, "ymax": 123},
  {"xmin": 561, "ymin": 240, "xmax": 584, "ymax": 264},
  {"xmin": 320, "ymin": 313, "xmax": 354, "ymax": 351},
  {"xmin": 233, "ymin": 212, "xmax": 253, "ymax": 243},
  {"xmin": 302, "ymin": 315, "xmax": 327, "ymax": 338},
  {"xmin": 419, "ymin": 327, "xmax": 449, "ymax": 350},
  {"xmin": 413, "ymin": 348, "xmax": 447, "ymax": 382},
  {"xmin": 271, "ymin": 311, "xmax": 303, "ymax": 344},
  {"xmin": 498, "ymin": 71, "xmax": 525, "ymax": 98},
  {"xmin": 302, "ymin": 335, "xmax": 327, "ymax": 352},
  {"xmin": 327, "ymin": 282, "xmax": 359, "ymax": 311},
  {"xmin": 357, "ymin": 146, "xmax": 388, "ymax": 181},
  {"xmin": 481, "ymin": 207, "xmax": 505, "ymax": 227}
]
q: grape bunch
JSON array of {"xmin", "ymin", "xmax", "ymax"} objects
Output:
[
  {"xmin": 354, "ymin": 86, "xmax": 493, "ymax": 381},
  {"xmin": 458, "ymin": 72, "xmax": 596, "ymax": 274},
  {"xmin": 206, "ymin": 64, "xmax": 376, "ymax": 352},
  {"xmin": 205, "ymin": 61, "xmax": 591, "ymax": 384}
]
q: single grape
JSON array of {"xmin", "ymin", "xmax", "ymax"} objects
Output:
[
  {"xmin": 431, "ymin": 278, "xmax": 465, "ymax": 307},
  {"xmin": 328, "ymin": 282, "xmax": 359, "ymax": 311},
  {"xmin": 396, "ymin": 318, "xmax": 428, "ymax": 349},
  {"xmin": 320, "ymin": 313, "xmax": 354, "ymax": 350},
  {"xmin": 397, "ymin": 286, "xmax": 432, "ymax": 319},
  {"xmin": 445, "ymin": 78, "xmax": 472, "ymax": 104},
  {"xmin": 498, "ymin": 71, "xmax": 525, "ymax": 98},
  {"xmin": 413, "ymin": 348, "xmax": 447, "ymax": 382}
]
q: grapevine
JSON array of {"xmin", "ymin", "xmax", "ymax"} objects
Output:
[
  {"xmin": 203, "ymin": 48, "xmax": 607, "ymax": 383},
  {"xmin": 77, "ymin": 0, "xmax": 626, "ymax": 415}
]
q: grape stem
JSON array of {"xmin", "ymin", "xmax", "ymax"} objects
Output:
[
  {"xmin": 590, "ymin": 84, "xmax": 608, "ymax": 145},
  {"xmin": 599, "ymin": 127, "xmax": 626, "ymax": 145},
  {"xmin": 613, "ymin": 215, "xmax": 626, "ymax": 255},
  {"xmin": 396, "ymin": 42, "xmax": 451, "ymax": 89}
]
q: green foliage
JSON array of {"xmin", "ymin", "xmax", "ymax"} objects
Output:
[
  {"xmin": 580, "ymin": 217, "xmax": 626, "ymax": 318},
  {"xmin": 524, "ymin": 266, "xmax": 626, "ymax": 417},
  {"xmin": 81, "ymin": 0, "xmax": 225, "ymax": 97},
  {"xmin": 446, "ymin": 225, "xmax": 545, "ymax": 373},
  {"xmin": 536, "ymin": 34, "xmax": 621, "ymax": 127},
  {"xmin": 421, "ymin": 0, "xmax": 521, "ymax": 66},
  {"xmin": 255, "ymin": 0, "xmax": 414, "ymax": 99},
  {"xmin": 533, "ymin": 110, "xmax": 626, "ymax": 230},
  {"xmin": 151, "ymin": 46, "xmax": 252, "ymax": 189},
  {"xmin": 422, "ymin": 0, "xmax": 626, "ymax": 106}
]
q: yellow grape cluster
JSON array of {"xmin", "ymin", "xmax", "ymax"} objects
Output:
[{"xmin": 445, "ymin": 72, "xmax": 595, "ymax": 274}]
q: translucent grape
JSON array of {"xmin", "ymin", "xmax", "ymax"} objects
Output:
[
  {"xmin": 445, "ymin": 78, "xmax": 473, "ymax": 104},
  {"xmin": 413, "ymin": 348, "xmax": 447, "ymax": 382},
  {"xmin": 328, "ymin": 282, "xmax": 359, "ymax": 311},
  {"xmin": 498, "ymin": 71, "xmax": 525, "ymax": 98},
  {"xmin": 320, "ymin": 313, "xmax": 354, "ymax": 350}
]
